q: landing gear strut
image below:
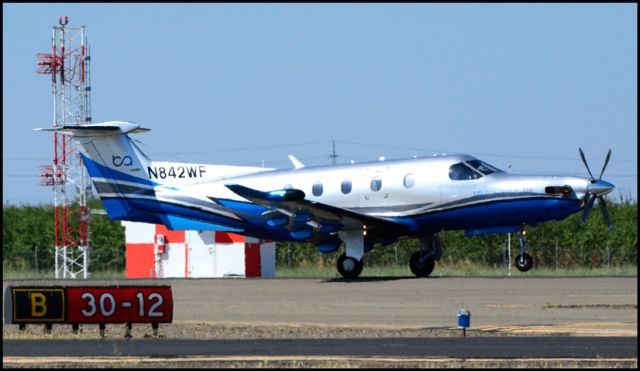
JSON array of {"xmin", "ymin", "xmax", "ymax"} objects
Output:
[
  {"xmin": 515, "ymin": 228, "xmax": 533, "ymax": 272},
  {"xmin": 410, "ymin": 234, "xmax": 442, "ymax": 277}
]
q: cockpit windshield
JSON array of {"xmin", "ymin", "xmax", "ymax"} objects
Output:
[
  {"xmin": 449, "ymin": 163, "xmax": 482, "ymax": 180},
  {"xmin": 466, "ymin": 160, "xmax": 501, "ymax": 175},
  {"xmin": 448, "ymin": 160, "xmax": 502, "ymax": 181}
]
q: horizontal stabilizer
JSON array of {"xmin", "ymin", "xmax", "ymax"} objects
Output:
[{"xmin": 34, "ymin": 121, "xmax": 150, "ymax": 136}]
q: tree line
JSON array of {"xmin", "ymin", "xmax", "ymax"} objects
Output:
[{"xmin": 3, "ymin": 199, "xmax": 637, "ymax": 273}]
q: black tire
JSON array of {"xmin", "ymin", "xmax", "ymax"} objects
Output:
[
  {"xmin": 515, "ymin": 253, "xmax": 533, "ymax": 272},
  {"xmin": 410, "ymin": 251, "xmax": 436, "ymax": 277},
  {"xmin": 337, "ymin": 253, "xmax": 363, "ymax": 279}
]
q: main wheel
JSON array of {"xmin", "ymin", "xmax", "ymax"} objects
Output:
[
  {"xmin": 410, "ymin": 251, "xmax": 436, "ymax": 277},
  {"xmin": 515, "ymin": 253, "xmax": 533, "ymax": 272},
  {"xmin": 337, "ymin": 253, "xmax": 364, "ymax": 279}
]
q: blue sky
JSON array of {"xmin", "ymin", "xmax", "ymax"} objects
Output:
[{"xmin": 3, "ymin": 4, "xmax": 637, "ymax": 205}]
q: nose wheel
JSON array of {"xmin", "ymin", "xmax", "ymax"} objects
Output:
[
  {"xmin": 337, "ymin": 253, "xmax": 363, "ymax": 279},
  {"xmin": 515, "ymin": 253, "xmax": 533, "ymax": 272}
]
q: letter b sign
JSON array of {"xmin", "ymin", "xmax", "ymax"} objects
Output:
[{"xmin": 8, "ymin": 287, "xmax": 65, "ymax": 323}]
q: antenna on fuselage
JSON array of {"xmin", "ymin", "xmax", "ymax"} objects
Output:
[{"xmin": 330, "ymin": 140, "xmax": 338, "ymax": 165}]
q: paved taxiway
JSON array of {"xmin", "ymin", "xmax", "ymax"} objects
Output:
[{"xmin": 170, "ymin": 276, "xmax": 637, "ymax": 332}]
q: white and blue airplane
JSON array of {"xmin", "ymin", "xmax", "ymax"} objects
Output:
[{"xmin": 36, "ymin": 121, "xmax": 615, "ymax": 278}]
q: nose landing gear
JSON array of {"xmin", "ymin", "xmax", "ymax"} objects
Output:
[
  {"xmin": 515, "ymin": 228, "xmax": 533, "ymax": 272},
  {"xmin": 409, "ymin": 234, "xmax": 442, "ymax": 277}
]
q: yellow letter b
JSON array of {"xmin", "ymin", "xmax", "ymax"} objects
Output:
[{"xmin": 31, "ymin": 293, "xmax": 47, "ymax": 317}]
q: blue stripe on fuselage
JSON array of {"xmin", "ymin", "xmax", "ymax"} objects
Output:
[{"xmin": 396, "ymin": 198, "xmax": 582, "ymax": 233}]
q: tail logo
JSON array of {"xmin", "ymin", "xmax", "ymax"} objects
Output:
[{"xmin": 112, "ymin": 155, "xmax": 133, "ymax": 167}]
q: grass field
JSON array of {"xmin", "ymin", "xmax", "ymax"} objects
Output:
[
  {"xmin": 3, "ymin": 263, "xmax": 636, "ymax": 280},
  {"xmin": 276, "ymin": 263, "xmax": 637, "ymax": 278}
]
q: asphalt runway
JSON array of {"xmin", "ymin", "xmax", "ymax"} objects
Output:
[
  {"xmin": 3, "ymin": 337, "xmax": 637, "ymax": 358},
  {"xmin": 3, "ymin": 276, "xmax": 637, "ymax": 366}
]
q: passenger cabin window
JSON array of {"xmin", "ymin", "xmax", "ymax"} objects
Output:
[
  {"xmin": 370, "ymin": 176, "xmax": 382, "ymax": 192},
  {"xmin": 403, "ymin": 173, "xmax": 415, "ymax": 188},
  {"xmin": 284, "ymin": 184, "xmax": 293, "ymax": 190},
  {"xmin": 341, "ymin": 179, "xmax": 352, "ymax": 194},
  {"xmin": 449, "ymin": 163, "xmax": 482, "ymax": 181},
  {"xmin": 312, "ymin": 181, "xmax": 323, "ymax": 197}
]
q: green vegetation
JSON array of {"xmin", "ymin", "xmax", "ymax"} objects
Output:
[
  {"xmin": 3, "ymin": 198, "xmax": 637, "ymax": 278},
  {"xmin": 3, "ymin": 199, "xmax": 125, "ymax": 275},
  {"xmin": 275, "ymin": 263, "xmax": 637, "ymax": 278}
]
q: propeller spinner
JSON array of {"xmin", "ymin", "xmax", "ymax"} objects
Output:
[{"xmin": 578, "ymin": 148, "xmax": 615, "ymax": 230}]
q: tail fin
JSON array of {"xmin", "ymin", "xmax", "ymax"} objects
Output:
[
  {"xmin": 35, "ymin": 121, "xmax": 265, "ymax": 231},
  {"xmin": 35, "ymin": 121, "xmax": 160, "ymax": 222}
]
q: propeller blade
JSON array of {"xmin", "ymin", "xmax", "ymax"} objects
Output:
[
  {"xmin": 598, "ymin": 197, "xmax": 613, "ymax": 231},
  {"xmin": 579, "ymin": 147, "xmax": 595, "ymax": 181},
  {"xmin": 598, "ymin": 149, "xmax": 612, "ymax": 180},
  {"xmin": 580, "ymin": 193, "xmax": 596, "ymax": 225}
]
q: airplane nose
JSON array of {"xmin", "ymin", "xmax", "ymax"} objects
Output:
[{"xmin": 587, "ymin": 179, "xmax": 615, "ymax": 197}]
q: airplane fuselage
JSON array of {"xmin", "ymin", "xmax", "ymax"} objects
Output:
[{"xmin": 135, "ymin": 154, "xmax": 589, "ymax": 242}]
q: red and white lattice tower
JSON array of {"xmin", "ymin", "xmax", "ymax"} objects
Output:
[{"xmin": 36, "ymin": 16, "xmax": 92, "ymax": 279}]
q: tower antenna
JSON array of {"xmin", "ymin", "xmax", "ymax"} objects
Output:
[{"xmin": 36, "ymin": 16, "xmax": 92, "ymax": 279}]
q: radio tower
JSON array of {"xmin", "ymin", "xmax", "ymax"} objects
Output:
[{"xmin": 36, "ymin": 16, "xmax": 92, "ymax": 279}]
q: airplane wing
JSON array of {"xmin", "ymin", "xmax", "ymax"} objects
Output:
[{"xmin": 225, "ymin": 184, "xmax": 408, "ymax": 240}]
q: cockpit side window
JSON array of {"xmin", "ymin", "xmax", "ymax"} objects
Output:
[
  {"xmin": 466, "ymin": 160, "xmax": 501, "ymax": 175},
  {"xmin": 449, "ymin": 162, "xmax": 482, "ymax": 181}
]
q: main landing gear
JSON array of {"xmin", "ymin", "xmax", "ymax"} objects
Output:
[
  {"xmin": 515, "ymin": 228, "xmax": 533, "ymax": 272},
  {"xmin": 335, "ymin": 229, "xmax": 445, "ymax": 279},
  {"xmin": 337, "ymin": 253, "xmax": 363, "ymax": 279},
  {"xmin": 409, "ymin": 234, "xmax": 443, "ymax": 277},
  {"xmin": 336, "ymin": 229, "xmax": 365, "ymax": 279}
]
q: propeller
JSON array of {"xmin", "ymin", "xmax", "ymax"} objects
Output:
[{"xmin": 578, "ymin": 148, "xmax": 614, "ymax": 231}]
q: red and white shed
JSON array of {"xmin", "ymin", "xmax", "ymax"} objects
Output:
[{"xmin": 122, "ymin": 221, "xmax": 276, "ymax": 278}]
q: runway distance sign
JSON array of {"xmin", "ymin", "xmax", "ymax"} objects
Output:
[
  {"xmin": 4, "ymin": 285, "xmax": 172, "ymax": 325},
  {"xmin": 66, "ymin": 286, "xmax": 173, "ymax": 323}
]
